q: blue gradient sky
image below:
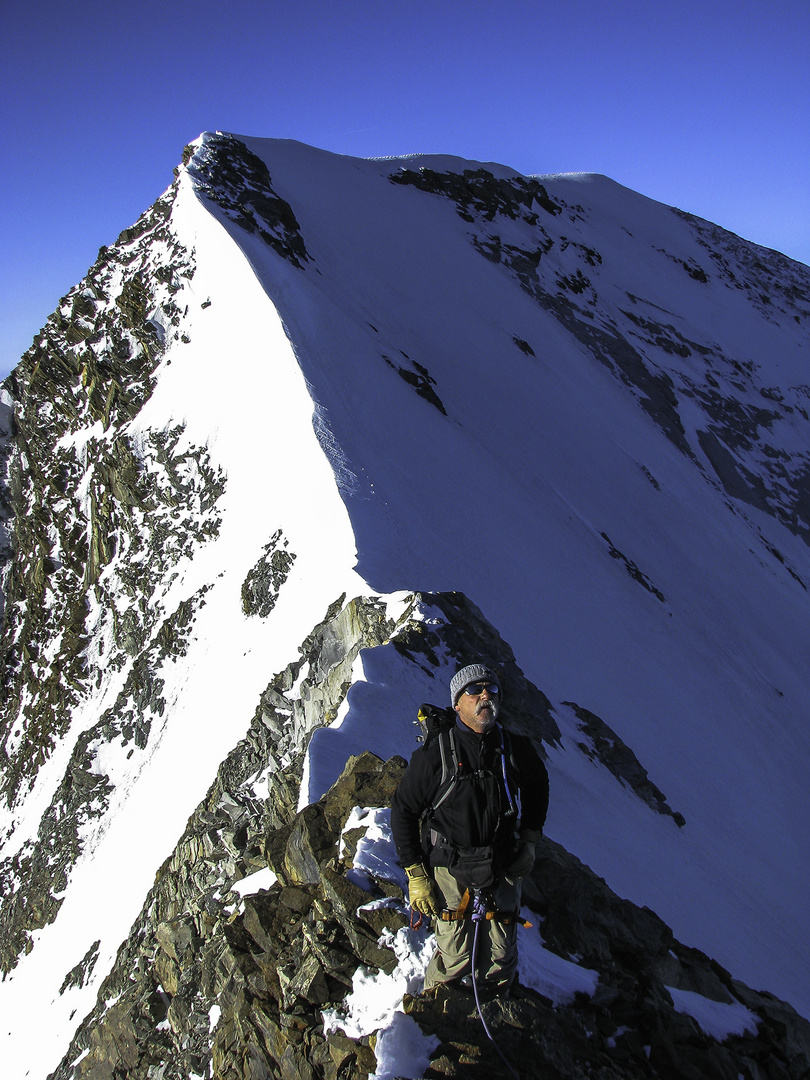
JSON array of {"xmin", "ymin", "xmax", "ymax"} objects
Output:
[{"xmin": 2, "ymin": 0, "xmax": 808, "ymax": 379}]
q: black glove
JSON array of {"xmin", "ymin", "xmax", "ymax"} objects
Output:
[{"xmin": 505, "ymin": 830, "xmax": 542, "ymax": 878}]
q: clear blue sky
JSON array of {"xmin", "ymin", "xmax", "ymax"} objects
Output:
[{"xmin": 2, "ymin": 0, "xmax": 808, "ymax": 379}]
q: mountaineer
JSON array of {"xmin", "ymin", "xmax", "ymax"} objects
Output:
[{"xmin": 391, "ymin": 663, "xmax": 549, "ymax": 998}]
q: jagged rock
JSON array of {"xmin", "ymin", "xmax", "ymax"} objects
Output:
[
  {"xmin": 156, "ymin": 915, "xmax": 198, "ymax": 965},
  {"xmin": 320, "ymin": 868, "xmax": 400, "ymax": 974},
  {"xmin": 283, "ymin": 804, "xmax": 338, "ymax": 886},
  {"xmin": 186, "ymin": 134, "xmax": 310, "ymax": 268},
  {"xmin": 563, "ymin": 699, "xmax": 685, "ymax": 825},
  {"xmin": 321, "ymin": 750, "xmax": 408, "ymax": 834},
  {"xmin": 242, "ymin": 530, "xmax": 297, "ymax": 618},
  {"xmin": 59, "ymin": 940, "xmax": 101, "ymax": 994},
  {"xmin": 34, "ymin": 590, "xmax": 810, "ymax": 1080},
  {"xmin": 524, "ymin": 836, "xmax": 674, "ymax": 969}
]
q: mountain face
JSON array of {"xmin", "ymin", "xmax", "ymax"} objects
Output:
[{"xmin": 1, "ymin": 132, "xmax": 809, "ymax": 1079}]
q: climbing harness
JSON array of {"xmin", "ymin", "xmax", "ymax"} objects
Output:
[
  {"xmin": 438, "ymin": 886, "xmax": 532, "ymax": 927},
  {"xmin": 406, "ymin": 886, "xmax": 529, "ymax": 1077},
  {"xmin": 470, "ymin": 887, "xmax": 523, "ymax": 1080}
]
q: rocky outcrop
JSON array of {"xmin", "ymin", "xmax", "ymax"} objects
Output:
[
  {"xmin": 561, "ymin": 700, "xmax": 685, "ymax": 826},
  {"xmin": 183, "ymin": 134, "xmax": 310, "ymax": 268},
  {"xmin": 36, "ymin": 586, "xmax": 809, "ymax": 1080},
  {"xmin": 0, "ymin": 164, "xmax": 210, "ymax": 790},
  {"xmin": 50, "ymin": 745, "xmax": 810, "ymax": 1080},
  {"xmin": 52, "ymin": 751, "xmax": 402, "ymax": 1080},
  {"xmin": 45, "ymin": 589, "xmax": 406, "ymax": 1079}
]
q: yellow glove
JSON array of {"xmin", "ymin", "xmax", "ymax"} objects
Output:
[{"xmin": 405, "ymin": 863, "xmax": 440, "ymax": 917}]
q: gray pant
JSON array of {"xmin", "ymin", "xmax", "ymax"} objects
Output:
[{"xmin": 424, "ymin": 865, "xmax": 522, "ymax": 992}]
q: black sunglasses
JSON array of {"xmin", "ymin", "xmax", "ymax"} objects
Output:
[{"xmin": 463, "ymin": 682, "xmax": 500, "ymax": 696}]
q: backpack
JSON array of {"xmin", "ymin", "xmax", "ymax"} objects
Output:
[
  {"xmin": 415, "ymin": 703, "xmax": 461, "ymax": 812},
  {"xmin": 415, "ymin": 702, "xmax": 521, "ymax": 889}
]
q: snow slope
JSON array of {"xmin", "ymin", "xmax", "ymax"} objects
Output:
[
  {"xmin": 216, "ymin": 136, "xmax": 810, "ymax": 1014},
  {"xmin": 1, "ymin": 133, "xmax": 809, "ymax": 1077}
]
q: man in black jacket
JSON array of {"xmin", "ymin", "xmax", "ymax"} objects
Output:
[{"xmin": 391, "ymin": 663, "xmax": 549, "ymax": 996}]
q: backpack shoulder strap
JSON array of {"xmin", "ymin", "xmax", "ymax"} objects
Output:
[
  {"xmin": 499, "ymin": 727, "xmax": 521, "ymax": 818},
  {"xmin": 431, "ymin": 725, "xmax": 460, "ymax": 811}
]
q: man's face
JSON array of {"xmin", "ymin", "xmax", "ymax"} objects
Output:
[{"xmin": 454, "ymin": 681, "xmax": 500, "ymax": 733}]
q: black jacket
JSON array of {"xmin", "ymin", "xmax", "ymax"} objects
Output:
[{"xmin": 391, "ymin": 718, "xmax": 549, "ymax": 870}]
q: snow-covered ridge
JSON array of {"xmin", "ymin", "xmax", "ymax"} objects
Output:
[{"xmin": 0, "ymin": 132, "xmax": 808, "ymax": 1077}]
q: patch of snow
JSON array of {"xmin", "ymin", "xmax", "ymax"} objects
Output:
[
  {"xmin": 340, "ymin": 806, "xmax": 407, "ymax": 893},
  {"xmin": 208, "ymin": 1003, "xmax": 221, "ymax": 1031},
  {"xmin": 665, "ymin": 985, "xmax": 760, "ymax": 1041},
  {"xmin": 370, "ymin": 1010, "xmax": 440, "ymax": 1080},
  {"xmin": 230, "ymin": 866, "xmax": 278, "ymax": 898},
  {"xmin": 518, "ymin": 916, "xmax": 600, "ymax": 1005},
  {"xmin": 322, "ymin": 924, "xmax": 436, "ymax": 1039}
]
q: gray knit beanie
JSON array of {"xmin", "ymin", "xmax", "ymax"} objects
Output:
[{"xmin": 450, "ymin": 664, "xmax": 501, "ymax": 706}]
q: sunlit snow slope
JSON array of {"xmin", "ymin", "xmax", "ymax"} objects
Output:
[
  {"xmin": 193, "ymin": 135, "xmax": 810, "ymax": 1015},
  {"xmin": 1, "ymin": 132, "xmax": 809, "ymax": 1078}
]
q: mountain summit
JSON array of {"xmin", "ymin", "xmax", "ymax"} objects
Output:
[{"xmin": 1, "ymin": 133, "xmax": 809, "ymax": 1079}]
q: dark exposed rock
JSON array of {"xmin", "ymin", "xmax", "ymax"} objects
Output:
[
  {"xmin": 242, "ymin": 530, "xmax": 297, "ymax": 618},
  {"xmin": 599, "ymin": 532, "xmax": 668, "ymax": 605},
  {"xmin": 512, "ymin": 336, "xmax": 536, "ymax": 356},
  {"xmin": 60, "ymin": 940, "xmax": 101, "ymax": 995},
  {"xmin": 382, "ymin": 354, "xmax": 448, "ymax": 415},
  {"xmin": 697, "ymin": 428, "xmax": 773, "ymax": 512},
  {"xmin": 184, "ymin": 134, "xmax": 310, "ymax": 268},
  {"xmin": 390, "ymin": 166, "xmax": 564, "ymax": 222},
  {"xmin": 562, "ymin": 701, "xmax": 685, "ymax": 826},
  {"xmin": 282, "ymin": 804, "xmax": 338, "ymax": 886},
  {"xmin": 47, "ymin": 721, "xmax": 810, "ymax": 1080}
]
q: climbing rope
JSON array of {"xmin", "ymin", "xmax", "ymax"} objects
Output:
[
  {"xmin": 470, "ymin": 888, "xmax": 522, "ymax": 1080},
  {"xmin": 409, "ymin": 886, "xmax": 528, "ymax": 1078}
]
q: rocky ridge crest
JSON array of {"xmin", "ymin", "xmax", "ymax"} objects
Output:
[{"xmin": 46, "ymin": 590, "xmax": 810, "ymax": 1080}]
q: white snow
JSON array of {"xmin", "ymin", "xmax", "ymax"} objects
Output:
[
  {"xmin": 2, "ymin": 135, "xmax": 809, "ymax": 1079},
  {"xmin": 322, "ymin": 924, "xmax": 436, "ymax": 1039},
  {"xmin": 665, "ymin": 985, "xmax": 760, "ymax": 1041},
  {"xmin": 326, "ymin": 806, "xmax": 439, "ymax": 1072},
  {"xmin": 340, "ymin": 806, "xmax": 407, "ymax": 893},
  {"xmin": 230, "ymin": 866, "xmax": 278, "ymax": 898},
  {"xmin": 370, "ymin": 1011, "xmax": 441, "ymax": 1080},
  {"xmin": 517, "ymin": 920, "xmax": 600, "ymax": 1005}
]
